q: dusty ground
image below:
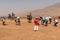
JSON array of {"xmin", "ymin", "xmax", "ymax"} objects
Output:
[{"xmin": 0, "ymin": 18, "xmax": 60, "ymax": 40}]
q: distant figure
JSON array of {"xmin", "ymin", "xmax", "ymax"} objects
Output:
[
  {"xmin": 8, "ymin": 12, "xmax": 15, "ymax": 20},
  {"xmin": 34, "ymin": 17, "xmax": 40, "ymax": 31},
  {"xmin": 12, "ymin": 12, "xmax": 15, "ymax": 19},
  {"xmin": 49, "ymin": 17, "xmax": 52, "ymax": 24},
  {"xmin": 41, "ymin": 17, "xmax": 45, "ymax": 25},
  {"xmin": 45, "ymin": 19, "xmax": 48, "ymax": 26},
  {"xmin": 39, "ymin": 16, "xmax": 43, "ymax": 25},
  {"xmin": 27, "ymin": 12, "xmax": 32, "ymax": 23},
  {"xmin": 1, "ymin": 18, "xmax": 6, "ymax": 25},
  {"xmin": 15, "ymin": 17, "xmax": 20, "ymax": 25},
  {"xmin": 43, "ymin": 16, "xmax": 49, "ymax": 26},
  {"xmin": 54, "ymin": 18, "xmax": 58, "ymax": 27},
  {"xmin": 8, "ymin": 14, "xmax": 12, "ymax": 19},
  {"xmin": 12, "ymin": 12, "xmax": 15, "ymax": 17}
]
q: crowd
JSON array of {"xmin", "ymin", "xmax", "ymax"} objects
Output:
[
  {"xmin": 0, "ymin": 15, "xmax": 59, "ymax": 32},
  {"xmin": 33, "ymin": 16, "xmax": 58, "ymax": 31}
]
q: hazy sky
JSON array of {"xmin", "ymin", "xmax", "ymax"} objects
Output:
[{"xmin": 0, "ymin": 0, "xmax": 60, "ymax": 16}]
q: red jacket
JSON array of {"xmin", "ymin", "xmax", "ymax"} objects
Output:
[{"xmin": 34, "ymin": 19, "xmax": 39, "ymax": 26}]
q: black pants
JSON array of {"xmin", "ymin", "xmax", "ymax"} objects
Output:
[
  {"xmin": 42, "ymin": 20, "xmax": 45, "ymax": 25},
  {"xmin": 28, "ymin": 20, "xmax": 32, "ymax": 23},
  {"xmin": 54, "ymin": 22, "xmax": 58, "ymax": 27},
  {"xmin": 18, "ymin": 21, "xmax": 20, "ymax": 25},
  {"xmin": 3, "ymin": 21, "xmax": 5, "ymax": 25},
  {"xmin": 49, "ymin": 19, "xmax": 52, "ymax": 24},
  {"xmin": 45, "ymin": 21, "xmax": 48, "ymax": 26}
]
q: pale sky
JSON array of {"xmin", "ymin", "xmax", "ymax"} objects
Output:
[{"xmin": 0, "ymin": 0, "xmax": 60, "ymax": 16}]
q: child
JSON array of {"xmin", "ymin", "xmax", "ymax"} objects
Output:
[{"xmin": 34, "ymin": 17, "xmax": 40, "ymax": 31}]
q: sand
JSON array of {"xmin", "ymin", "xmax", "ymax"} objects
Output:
[{"xmin": 0, "ymin": 18, "xmax": 60, "ymax": 40}]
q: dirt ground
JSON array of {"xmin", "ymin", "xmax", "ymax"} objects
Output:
[{"xmin": 0, "ymin": 18, "xmax": 60, "ymax": 40}]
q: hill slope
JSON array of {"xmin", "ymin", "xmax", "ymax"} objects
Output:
[
  {"xmin": 31, "ymin": 3, "xmax": 60, "ymax": 17},
  {"xmin": 17, "ymin": 3, "xmax": 60, "ymax": 17}
]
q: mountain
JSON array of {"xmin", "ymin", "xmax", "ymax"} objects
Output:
[
  {"xmin": 31, "ymin": 3, "xmax": 60, "ymax": 17},
  {"xmin": 17, "ymin": 3, "xmax": 60, "ymax": 17}
]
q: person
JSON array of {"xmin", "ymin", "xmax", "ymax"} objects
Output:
[
  {"xmin": 34, "ymin": 17, "xmax": 40, "ymax": 31},
  {"xmin": 18, "ymin": 17, "xmax": 20, "ymax": 25},
  {"xmin": 27, "ymin": 15, "xmax": 32, "ymax": 23},
  {"xmin": 27, "ymin": 13, "xmax": 32, "ymax": 23},
  {"xmin": 54, "ymin": 18, "xmax": 58, "ymax": 27},
  {"xmin": 15, "ymin": 17, "xmax": 20, "ymax": 25},
  {"xmin": 45, "ymin": 19, "xmax": 48, "ymax": 26},
  {"xmin": 49, "ymin": 17, "xmax": 52, "ymax": 24},
  {"xmin": 41, "ymin": 17, "xmax": 45, "ymax": 25},
  {"xmin": 2, "ymin": 18, "xmax": 5, "ymax": 25},
  {"xmin": 15, "ymin": 19, "xmax": 17, "ymax": 24}
]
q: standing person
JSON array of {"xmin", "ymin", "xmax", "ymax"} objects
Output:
[
  {"xmin": 15, "ymin": 17, "xmax": 20, "ymax": 25},
  {"xmin": 18, "ymin": 17, "xmax": 20, "ymax": 25},
  {"xmin": 15, "ymin": 18, "xmax": 17, "ymax": 25},
  {"xmin": 45, "ymin": 19, "xmax": 48, "ymax": 26},
  {"xmin": 49, "ymin": 17, "xmax": 52, "ymax": 24},
  {"xmin": 44, "ymin": 16, "xmax": 49, "ymax": 26},
  {"xmin": 41, "ymin": 17, "xmax": 44, "ymax": 25},
  {"xmin": 34, "ymin": 17, "xmax": 40, "ymax": 31},
  {"xmin": 2, "ymin": 18, "xmax": 5, "ymax": 25},
  {"xmin": 54, "ymin": 18, "xmax": 58, "ymax": 27},
  {"xmin": 27, "ymin": 12, "xmax": 32, "ymax": 23}
]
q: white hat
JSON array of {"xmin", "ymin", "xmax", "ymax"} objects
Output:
[
  {"xmin": 35, "ymin": 17, "xmax": 38, "ymax": 19},
  {"xmin": 17, "ymin": 17, "xmax": 19, "ymax": 19}
]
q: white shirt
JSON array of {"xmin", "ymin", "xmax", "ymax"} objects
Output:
[{"xmin": 55, "ymin": 19, "xmax": 58, "ymax": 22}]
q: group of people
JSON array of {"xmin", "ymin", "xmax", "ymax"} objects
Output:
[
  {"xmin": 0, "ymin": 16, "xmax": 20, "ymax": 25},
  {"xmin": 33, "ymin": 16, "xmax": 58, "ymax": 31},
  {"xmin": 0, "ymin": 16, "xmax": 59, "ymax": 32}
]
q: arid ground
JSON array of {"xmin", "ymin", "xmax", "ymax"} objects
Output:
[{"xmin": 0, "ymin": 18, "xmax": 60, "ymax": 40}]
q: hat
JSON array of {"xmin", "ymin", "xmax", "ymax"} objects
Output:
[
  {"xmin": 35, "ymin": 17, "xmax": 38, "ymax": 19},
  {"xmin": 17, "ymin": 17, "xmax": 19, "ymax": 19}
]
